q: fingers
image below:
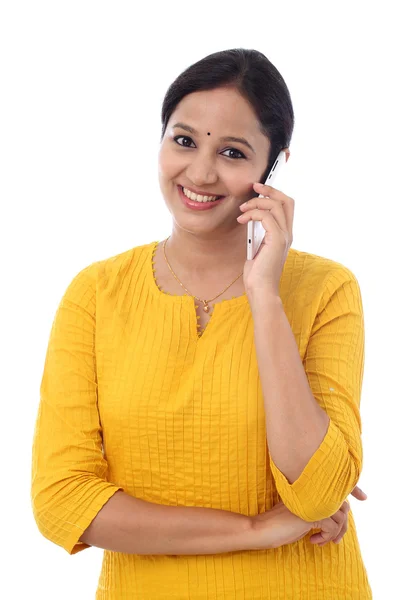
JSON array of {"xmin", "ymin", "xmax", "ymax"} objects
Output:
[
  {"xmin": 310, "ymin": 519, "xmax": 339, "ymax": 546},
  {"xmin": 331, "ymin": 503, "xmax": 349, "ymax": 545},
  {"xmin": 351, "ymin": 485, "xmax": 368, "ymax": 500},
  {"xmin": 340, "ymin": 500, "xmax": 350, "ymax": 514},
  {"xmin": 331, "ymin": 522, "xmax": 348, "ymax": 544},
  {"xmin": 238, "ymin": 196, "xmax": 288, "ymax": 233},
  {"xmin": 241, "ymin": 189, "xmax": 295, "ymax": 238},
  {"xmin": 310, "ymin": 503, "xmax": 349, "ymax": 547}
]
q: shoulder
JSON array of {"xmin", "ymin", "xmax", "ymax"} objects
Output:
[
  {"xmin": 95, "ymin": 241, "xmax": 153, "ymax": 287},
  {"xmin": 61, "ymin": 241, "xmax": 155, "ymax": 304},
  {"xmin": 286, "ymin": 246, "xmax": 360, "ymax": 290},
  {"xmin": 283, "ymin": 247, "xmax": 363, "ymax": 318}
]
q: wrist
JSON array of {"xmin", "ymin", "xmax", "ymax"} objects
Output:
[
  {"xmin": 247, "ymin": 513, "xmax": 276, "ymax": 551},
  {"xmin": 247, "ymin": 289, "xmax": 283, "ymax": 314}
]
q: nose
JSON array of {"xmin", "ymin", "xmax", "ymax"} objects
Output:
[{"xmin": 185, "ymin": 152, "xmax": 219, "ymax": 188}]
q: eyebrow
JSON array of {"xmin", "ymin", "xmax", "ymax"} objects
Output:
[{"xmin": 172, "ymin": 122, "xmax": 255, "ymax": 154}]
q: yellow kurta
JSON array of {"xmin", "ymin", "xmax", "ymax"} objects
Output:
[{"xmin": 31, "ymin": 240, "xmax": 372, "ymax": 599}]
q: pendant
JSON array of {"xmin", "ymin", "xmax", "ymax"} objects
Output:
[{"xmin": 203, "ymin": 302, "xmax": 210, "ymax": 313}]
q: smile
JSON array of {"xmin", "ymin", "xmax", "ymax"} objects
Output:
[
  {"xmin": 181, "ymin": 186, "xmax": 223, "ymax": 203},
  {"xmin": 178, "ymin": 185, "xmax": 226, "ymax": 211}
]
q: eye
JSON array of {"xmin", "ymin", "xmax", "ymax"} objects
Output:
[{"xmin": 173, "ymin": 135, "xmax": 246, "ymax": 160}]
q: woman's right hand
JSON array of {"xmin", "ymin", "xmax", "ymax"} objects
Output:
[
  {"xmin": 250, "ymin": 485, "xmax": 367, "ymax": 550},
  {"xmin": 251, "ymin": 500, "xmax": 348, "ymax": 550}
]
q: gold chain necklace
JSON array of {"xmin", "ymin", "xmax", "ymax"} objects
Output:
[{"xmin": 162, "ymin": 236, "xmax": 244, "ymax": 313}]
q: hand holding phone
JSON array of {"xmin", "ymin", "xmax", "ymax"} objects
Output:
[{"xmin": 247, "ymin": 150, "xmax": 287, "ymax": 260}]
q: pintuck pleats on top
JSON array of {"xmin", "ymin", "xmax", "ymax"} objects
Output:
[{"xmin": 31, "ymin": 240, "xmax": 372, "ymax": 599}]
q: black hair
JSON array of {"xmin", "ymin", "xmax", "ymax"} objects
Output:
[{"xmin": 160, "ymin": 48, "xmax": 295, "ymax": 184}]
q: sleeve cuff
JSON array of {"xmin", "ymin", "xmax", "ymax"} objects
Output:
[{"xmin": 64, "ymin": 485, "xmax": 124, "ymax": 555}]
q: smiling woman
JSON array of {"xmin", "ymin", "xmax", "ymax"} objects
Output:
[{"xmin": 31, "ymin": 48, "xmax": 372, "ymax": 600}]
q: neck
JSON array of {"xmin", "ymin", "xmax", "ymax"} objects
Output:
[{"xmin": 164, "ymin": 227, "xmax": 248, "ymax": 281}]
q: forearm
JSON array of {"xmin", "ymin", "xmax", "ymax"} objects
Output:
[
  {"xmin": 79, "ymin": 490, "xmax": 260, "ymax": 555},
  {"xmin": 249, "ymin": 292, "xmax": 330, "ymax": 484}
]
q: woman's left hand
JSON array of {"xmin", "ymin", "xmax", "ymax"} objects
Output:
[
  {"xmin": 237, "ymin": 182, "xmax": 295, "ymax": 297},
  {"xmin": 309, "ymin": 484, "xmax": 368, "ymax": 546}
]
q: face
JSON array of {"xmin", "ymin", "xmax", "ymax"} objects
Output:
[{"xmin": 158, "ymin": 87, "xmax": 272, "ymax": 234}]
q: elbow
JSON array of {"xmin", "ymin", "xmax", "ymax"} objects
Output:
[
  {"xmin": 31, "ymin": 482, "xmax": 60, "ymax": 547},
  {"xmin": 270, "ymin": 420, "xmax": 364, "ymax": 522},
  {"xmin": 30, "ymin": 473, "xmax": 82, "ymax": 550},
  {"xmin": 278, "ymin": 457, "xmax": 362, "ymax": 523},
  {"xmin": 279, "ymin": 499, "xmax": 340, "ymax": 523},
  {"xmin": 31, "ymin": 473, "xmax": 124, "ymax": 554},
  {"xmin": 291, "ymin": 499, "xmax": 348, "ymax": 523},
  {"xmin": 31, "ymin": 496, "xmax": 58, "ymax": 549},
  {"xmin": 283, "ymin": 492, "xmax": 353, "ymax": 523}
]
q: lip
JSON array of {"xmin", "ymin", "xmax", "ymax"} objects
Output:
[{"xmin": 178, "ymin": 185, "xmax": 226, "ymax": 211}]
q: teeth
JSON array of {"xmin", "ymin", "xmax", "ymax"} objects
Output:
[{"xmin": 182, "ymin": 187, "xmax": 220, "ymax": 202}]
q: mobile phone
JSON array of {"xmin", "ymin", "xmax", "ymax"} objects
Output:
[{"xmin": 247, "ymin": 150, "xmax": 288, "ymax": 260}]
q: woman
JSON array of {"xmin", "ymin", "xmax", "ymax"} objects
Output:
[{"xmin": 31, "ymin": 49, "xmax": 372, "ymax": 599}]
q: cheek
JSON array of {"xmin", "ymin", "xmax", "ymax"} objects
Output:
[
  {"xmin": 158, "ymin": 148, "xmax": 182, "ymax": 180},
  {"xmin": 225, "ymin": 175, "xmax": 256, "ymax": 200},
  {"xmin": 230, "ymin": 186, "xmax": 255, "ymax": 203},
  {"xmin": 157, "ymin": 147, "xmax": 169, "ymax": 176}
]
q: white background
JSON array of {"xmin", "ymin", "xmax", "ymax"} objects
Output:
[{"xmin": 1, "ymin": 1, "xmax": 398, "ymax": 598}]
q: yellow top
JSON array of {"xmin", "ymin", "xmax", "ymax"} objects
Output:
[{"xmin": 31, "ymin": 240, "xmax": 372, "ymax": 599}]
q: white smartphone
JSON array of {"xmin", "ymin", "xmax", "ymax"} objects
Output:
[{"xmin": 247, "ymin": 149, "xmax": 287, "ymax": 260}]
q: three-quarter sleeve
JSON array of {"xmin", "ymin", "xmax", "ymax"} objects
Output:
[
  {"xmin": 269, "ymin": 267, "xmax": 365, "ymax": 522},
  {"xmin": 31, "ymin": 263, "xmax": 124, "ymax": 554}
]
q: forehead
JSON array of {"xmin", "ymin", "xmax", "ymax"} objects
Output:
[{"xmin": 172, "ymin": 87, "xmax": 260, "ymax": 134}]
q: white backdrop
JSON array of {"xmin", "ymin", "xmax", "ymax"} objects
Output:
[{"xmin": 1, "ymin": 1, "xmax": 398, "ymax": 598}]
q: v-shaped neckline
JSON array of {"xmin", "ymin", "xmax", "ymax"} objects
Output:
[{"xmin": 146, "ymin": 240, "xmax": 249, "ymax": 340}]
